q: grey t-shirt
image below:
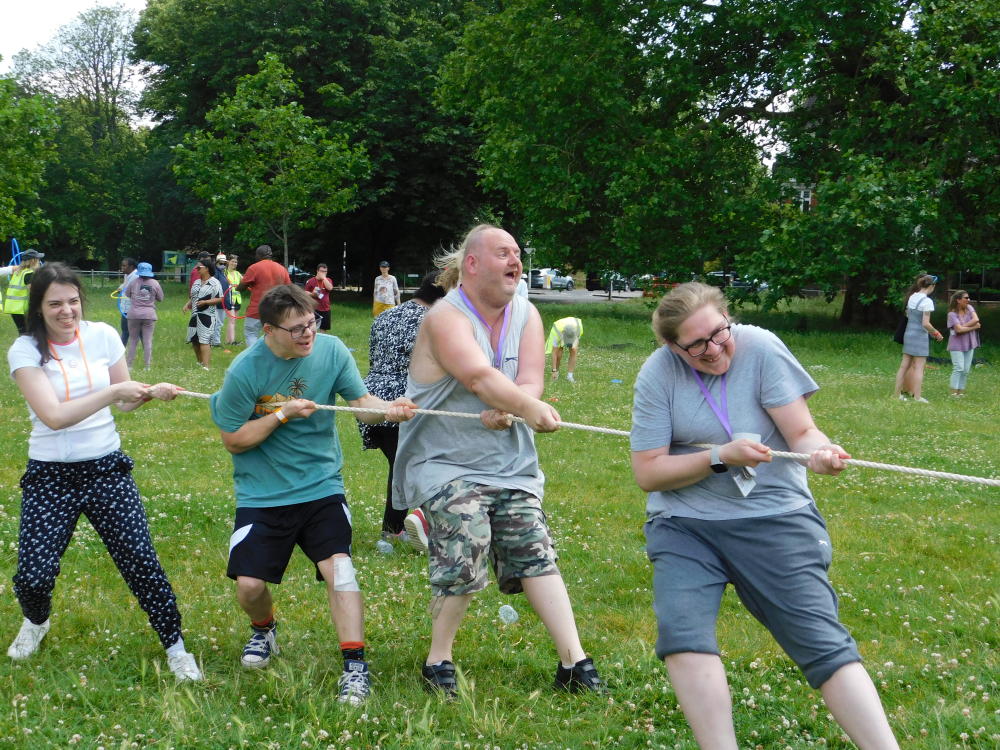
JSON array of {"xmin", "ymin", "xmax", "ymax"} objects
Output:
[{"xmin": 631, "ymin": 324, "xmax": 819, "ymax": 521}]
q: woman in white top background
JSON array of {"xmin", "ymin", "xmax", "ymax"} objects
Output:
[
  {"xmin": 894, "ymin": 274, "xmax": 943, "ymax": 403},
  {"xmin": 6, "ymin": 262, "xmax": 203, "ymax": 680},
  {"xmin": 373, "ymin": 260, "xmax": 400, "ymax": 317}
]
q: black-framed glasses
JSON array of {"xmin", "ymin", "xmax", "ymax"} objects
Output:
[
  {"xmin": 273, "ymin": 315, "xmax": 321, "ymax": 339},
  {"xmin": 674, "ymin": 321, "xmax": 732, "ymax": 356}
]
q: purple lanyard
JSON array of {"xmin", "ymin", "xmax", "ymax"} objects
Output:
[
  {"xmin": 690, "ymin": 368, "xmax": 732, "ymax": 439},
  {"xmin": 459, "ymin": 285, "xmax": 511, "ymax": 369}
]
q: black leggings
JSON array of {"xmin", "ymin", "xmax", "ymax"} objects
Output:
[
  {"xmin": 367, "ymin": 425, "xmax": 407, "ymax": 534},
  {"xmin": 14, "ymin": 451, "xmax": 183, "ymax": 648},
  {"xmin": 11, "ymin": 314, "xmax": 26, "ymax": 336}
]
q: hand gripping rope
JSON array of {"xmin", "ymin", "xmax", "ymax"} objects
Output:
[{"xmin": 175, "ymin": 390, "xmax": 1000, "ymax": 488}]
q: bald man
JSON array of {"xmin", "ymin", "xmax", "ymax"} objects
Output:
[{"xmin": 392, "ymin": 224, "xmax": 605, "ymax": 697}]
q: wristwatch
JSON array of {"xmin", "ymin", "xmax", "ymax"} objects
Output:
[{"xmin": 710, "ymin": 445, "xmax": 729, "ymax": 474}]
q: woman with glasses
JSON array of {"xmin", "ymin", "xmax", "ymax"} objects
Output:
[
  {"xmin": 947, "ymin": 290, "xmax": 980, "ymax": 397},
  {"xmin": 894, "ymin": 274, "xmax": 943, "ymax": 403},
  {"xmin": 630, "ymin": 282, "xmax": 900, "ymax": 750}
]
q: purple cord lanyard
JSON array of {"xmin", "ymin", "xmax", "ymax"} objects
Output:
[
  {"xmin": 690, "ymin": 368, "xmax": 731, "ymax": 439},
  {"xmin": 459, "ymin": 285, "xmax": 511, "ymax": 369}
]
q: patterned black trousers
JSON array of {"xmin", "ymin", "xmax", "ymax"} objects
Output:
[{"xmin": 14, "ymin": 450, "xmax": 183, "ymax": 648}]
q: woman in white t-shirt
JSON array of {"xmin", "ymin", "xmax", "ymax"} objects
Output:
[
  {"xmin": 894, "ymin": 274, "xmax": 943, "ymax": 403},
  {"xmin": 6, "ymin": 263, "xmax": 203, "ymax": 681}
]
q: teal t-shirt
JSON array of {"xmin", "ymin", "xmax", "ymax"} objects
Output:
[{"xmin": 210, "ymin": 335, "xmax": 368, "ymax": 508}]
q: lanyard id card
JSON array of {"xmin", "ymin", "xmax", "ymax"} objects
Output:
[{"xmin": 690, "ymin": 368, "xmax": 758, "ymax": 497}]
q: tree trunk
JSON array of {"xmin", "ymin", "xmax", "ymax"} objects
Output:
[{"xmin": 839, "ymin": 275, "xmax": 897, "ymax": 328}]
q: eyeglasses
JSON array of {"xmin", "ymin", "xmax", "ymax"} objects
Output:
[
  {"xmin": 273, "ymin": 315, "xmax": 321, "ymax": 339},
  {"xmin": 673, "ymin": 321, "xmax": 733, "ymax": 356}
]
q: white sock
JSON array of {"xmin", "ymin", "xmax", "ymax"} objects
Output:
[
  {"xmin": 428, "ymin": 660, "xmax": 444, "ymax": 667},
  {"xmin": 561, "ymin": 663, "xmax": 575, "ymax": 669},
  {"xmin": 165, "ymin": 638, "xmax": 186, "ymax": 658}
]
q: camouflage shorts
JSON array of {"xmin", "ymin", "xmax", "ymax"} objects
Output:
[{"xmin": 422, "ymin": 479, "xmax": 559, "ymax": 596}]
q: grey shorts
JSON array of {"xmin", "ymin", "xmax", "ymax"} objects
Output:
[
  {"xmin": 244, "ymin": 317, "xmax": 262, "ymax": 346},
  {"xmin": 645, "ymin": 503, "xmax": 860, "ymax": 688}
]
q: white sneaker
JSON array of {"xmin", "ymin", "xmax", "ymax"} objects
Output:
[
  {"xmin": 566, "ymin": 373, "xmax": 575, "ymax": 383},
  {"xmin": 7, "ymin": 618, "xmax": 50, "ymax": 660},
  {"xmin": 167, "ymin": 651, "xmax": 203, "ymax": 682},
  {"xmin": 913, "ymin": 397, "xmax": 930, "ymax": 403},
  {"xmin": 896, "ymin": 395, "xmax": 908, "ymax": 401}
]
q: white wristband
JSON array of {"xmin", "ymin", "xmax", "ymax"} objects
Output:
[{"xmin": 274, "ymin": 408, "xmax": 289, "ymax": 424}]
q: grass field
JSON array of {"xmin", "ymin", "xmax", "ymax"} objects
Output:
[{"xmin": 0, "ymin": 281, "xmax": 997, "ymax": 749}]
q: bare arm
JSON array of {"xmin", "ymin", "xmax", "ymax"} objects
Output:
[
  {"xmin": 424, "ymin": 305, "xmax": 560, "ymax": 432},
  {"xmin": 767, "ymin": 396, "xmax": 850, "ymax": 475},
  {"xmin": 631, "ymin": 440, "xmax": 772, "ymax": 493},
  {"xmin": 346, "ymin": 393, "xmax": 416, "ymax": 425},
  {"xmin": 218, "ymin": 399, "xmax": 316, "ymax": 454},
  {"xmin": 13, "ymin": 356, "xmax": 150, "ymax": 430},
  {"xmin": 922, "ymin": 311, "xmax": 943, "ymax": 339}
]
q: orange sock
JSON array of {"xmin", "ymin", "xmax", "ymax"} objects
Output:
[{"xmin": 340, "ymin": 641, "xmax": 365, "ymax": 662}]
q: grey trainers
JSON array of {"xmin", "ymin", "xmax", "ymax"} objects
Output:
[
  {"xmin": 7, "ymin": 618, "xmax": 50, "ymax": 660},
  {"xmin": 167, "ymin": 651, "xmax": 203, "ymax": 682}
]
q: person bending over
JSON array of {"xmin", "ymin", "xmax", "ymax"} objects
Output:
[
  {"xmin": 631, "ymin": 282, "xmax": 899, "ymax": 750},
  {"xmin": 210, "ymin": 284, "xmax": 415, "ymax": 705},
  {"xmin": 394, "ymin": 224, "xmax": 605, "ymax": 697}
]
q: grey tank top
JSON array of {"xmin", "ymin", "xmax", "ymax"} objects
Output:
[{"xmin": 391, "ymin": 287, "xmax": 544, "ymax": 510}]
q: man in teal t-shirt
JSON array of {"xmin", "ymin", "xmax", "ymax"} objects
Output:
[{"xmin": 210, "ymin": 284, "xmax": 415, "ymax": 705}]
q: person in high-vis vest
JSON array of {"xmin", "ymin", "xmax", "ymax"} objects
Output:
[
  {"xmin": 545, "ymin": 316, "xmax": 583, "ymax": 382},
  {"xmin": 225, "ymin": 255, "xmax": 243, "ymax": 346},
  {"xmin": 1, "ymin": 249, "xmax": 44, "ymax": 336}
]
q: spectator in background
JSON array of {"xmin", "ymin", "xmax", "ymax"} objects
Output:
[
  {"xmin": 1, "ymin": 249, "xmax": 44, "ymax": 336},
  {"xmin": 305, "ymin": 264, "xmax": 334, "ymax": 333},
  {"xmin": 894, "ymin": 274, "xmax": 943, "ymax": 403},
  {"xmin": 235, "ymin": 245, "xmax": 291, "ymax": 347},
  {"xmin": 124, "ymin": 263, "xmax": 163, "ymax": 370},
  {"xmin": 183, "ymin": 258, "xmax": 224, "ymax": 370},
  {"xmin": 189, "ymin": 251, "xmax": 213, "ymax": 290},
  {"xmin": 372, "ymin": 261, "xmax": 399, "ymax": 317},
  {"xmin": 225, "ymin": 255, "xmax": 243, "ymax": 346},
  {"xmin": 117, "ymin": 258, "xmax": 139, "ymax": 346},
  {"xmin": 212, "ymin": 254, "xmax": 232, "ymax": 347},
  {"xmin": 546, "ymin": 317, "xmax": 583, "ymax": 383},
  {"xmin": 516, "ymin": 275, "xmax": 529, "ymax": 298},
  {"xmin": 358, "ymin": 271, "xmax": 450, "ymax": 548},
  {"xmin": 947, "ymin": 290, "xmax": 981, "ymax": 397}
]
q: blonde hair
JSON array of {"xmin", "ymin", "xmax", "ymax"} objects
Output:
[
  {"xmin": 434, "ymin": 223, "xmax": 501, "ymax": 290},
  {"xmin": 18, "ymin": 258, "xmax": 41, "ymax": 273},
  {"xmin": 652, "ymin": 282, "xmax": 729, "ymax": 343}
]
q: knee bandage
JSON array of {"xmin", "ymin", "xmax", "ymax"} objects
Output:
[{"xmin": 333, "ymin": 557, "xmax": 360, "ymax": 592}]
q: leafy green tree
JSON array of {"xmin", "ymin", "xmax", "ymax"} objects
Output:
[
  {"xmin": 173, "ymin": 54, "xmax": 369, "ymax": 268},
  {"xmin": 0, "ymin": 69, "xmax": 58, "ymax": 243},
  {"xmin": 134, "ymin": 0, "xmax": 494, "ymax": 286},
  {"xmin": 12, "ymin": 5, "xmax": 150, "ymax": 264}
]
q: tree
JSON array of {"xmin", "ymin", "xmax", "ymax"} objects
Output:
[
  {"xmin": 134, "ymin": 0, "xmax": 496, "ymax": 287},
  {"xmin": 0, "ymin": 68, "xmax": 58, "ymax": 243},
  {"xmin": 438, "ymin": 0, "xmax": 772, "ymax": 279},
  {"xmin": 173, "ymin": 54, "xmax": 369, "ymax": 268},
  {"xmin": 12, "ymin": 4, "xmax": 150, "ymax": 264}
]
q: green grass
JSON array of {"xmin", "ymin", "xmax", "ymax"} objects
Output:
[{"xmin": 0, "ymin": 282, "xmax": 997, "ymax": 749}]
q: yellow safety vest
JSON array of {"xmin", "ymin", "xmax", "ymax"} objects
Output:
[
  {"xmin": 2, "ymin": 269, "xmax": 31, "ymax": 315},
  {"xmin": 225, "ymin": 269, "xmax": 243, "ymax": 305}
]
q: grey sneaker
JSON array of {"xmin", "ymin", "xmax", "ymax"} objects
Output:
[
  {"xmin": 7, "ymin": 618, "xmax": 49, "ymax": 660},
  {"xmin": 167, "ymin": 651, "xmax": 203, "ymax": 682}
]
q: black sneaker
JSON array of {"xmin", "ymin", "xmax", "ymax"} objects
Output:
[
  {"xmin": 240, "ymin": 620, "xmax": 279, "ymax": 669},
  {"xmin": 422, "ymin": 660, "xmax": 457, "ymax": 698},
  {"xmin": 553, "ymin": 657, "xmax": 607, "ymax": 693}
]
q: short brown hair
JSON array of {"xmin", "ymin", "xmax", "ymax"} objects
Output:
[
  {"xmin": 652, "ymin": 282, "xmax": 729, "ymax": 343},
  {"xmin": 258, "ymin": 284, "xmax": 316, "ymax": 327}
]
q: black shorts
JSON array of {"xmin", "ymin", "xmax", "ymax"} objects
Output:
[
  {"xmin": 318, "ymin": 309, "xmax": 331, "ymax": 331},
  {"xmin": 227, "ymin": 495, "xmax": 352, "ymax": 583}
]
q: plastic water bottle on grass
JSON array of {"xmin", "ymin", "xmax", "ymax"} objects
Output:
[
  {"xmin": 498, "ymin": 604, "xmax": 519, "ymax": 624},
  {"xmin": 376, "ymin": 540, "xmax": 394, "ymax": 555}
]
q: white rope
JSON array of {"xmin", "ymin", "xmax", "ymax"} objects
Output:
[{"xmin": 175, "ymin": 390, "xmax": 1000, "ymax": 487}]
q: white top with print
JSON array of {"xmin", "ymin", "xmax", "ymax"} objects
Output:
[
  {"xmin": 373, "ymin": 275, "xmax": 400, "ymax": 305},
  {"xmin": 8, "ymin": 321, "xmax": 125, "ymax": 462}
]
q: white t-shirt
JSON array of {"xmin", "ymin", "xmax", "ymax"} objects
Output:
[
  {"xmin": 117, "ymin": 270, "xmax": 138, "ymax": 315},
  {"xmin": 8, "ymin": 321, "xmax": 125, "ymax": 462},
  {"xmin": 907, "ymin": 292, "xmax": 935, "ymax": 313}
]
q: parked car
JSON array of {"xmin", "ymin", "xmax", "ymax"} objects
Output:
[
  {"xmin": 707, "ymin": 271, "xmax": 768, "ymax": 291},
  {"xmin": 287, "ymin": 265, "xmax": 311, "ymax": 287},
  {"xmin": 530, "ymin": 268, "xmax": 575, "ymax": 290},
  {"xmin": 586, "ymin": 270, "xmax": 630, "ymax": 292}
]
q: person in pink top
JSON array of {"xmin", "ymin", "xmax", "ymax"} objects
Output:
[
  {"xmin": 124, "ymin": 263, "xmax": 164, "ymax": 370},
  {"xmin": 947, "ymin": 290, "xmax": 981, "ymax": 397},
  {"xmin": 234, "ymin": 245, "xmax": 291, "ymax": 347}
]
